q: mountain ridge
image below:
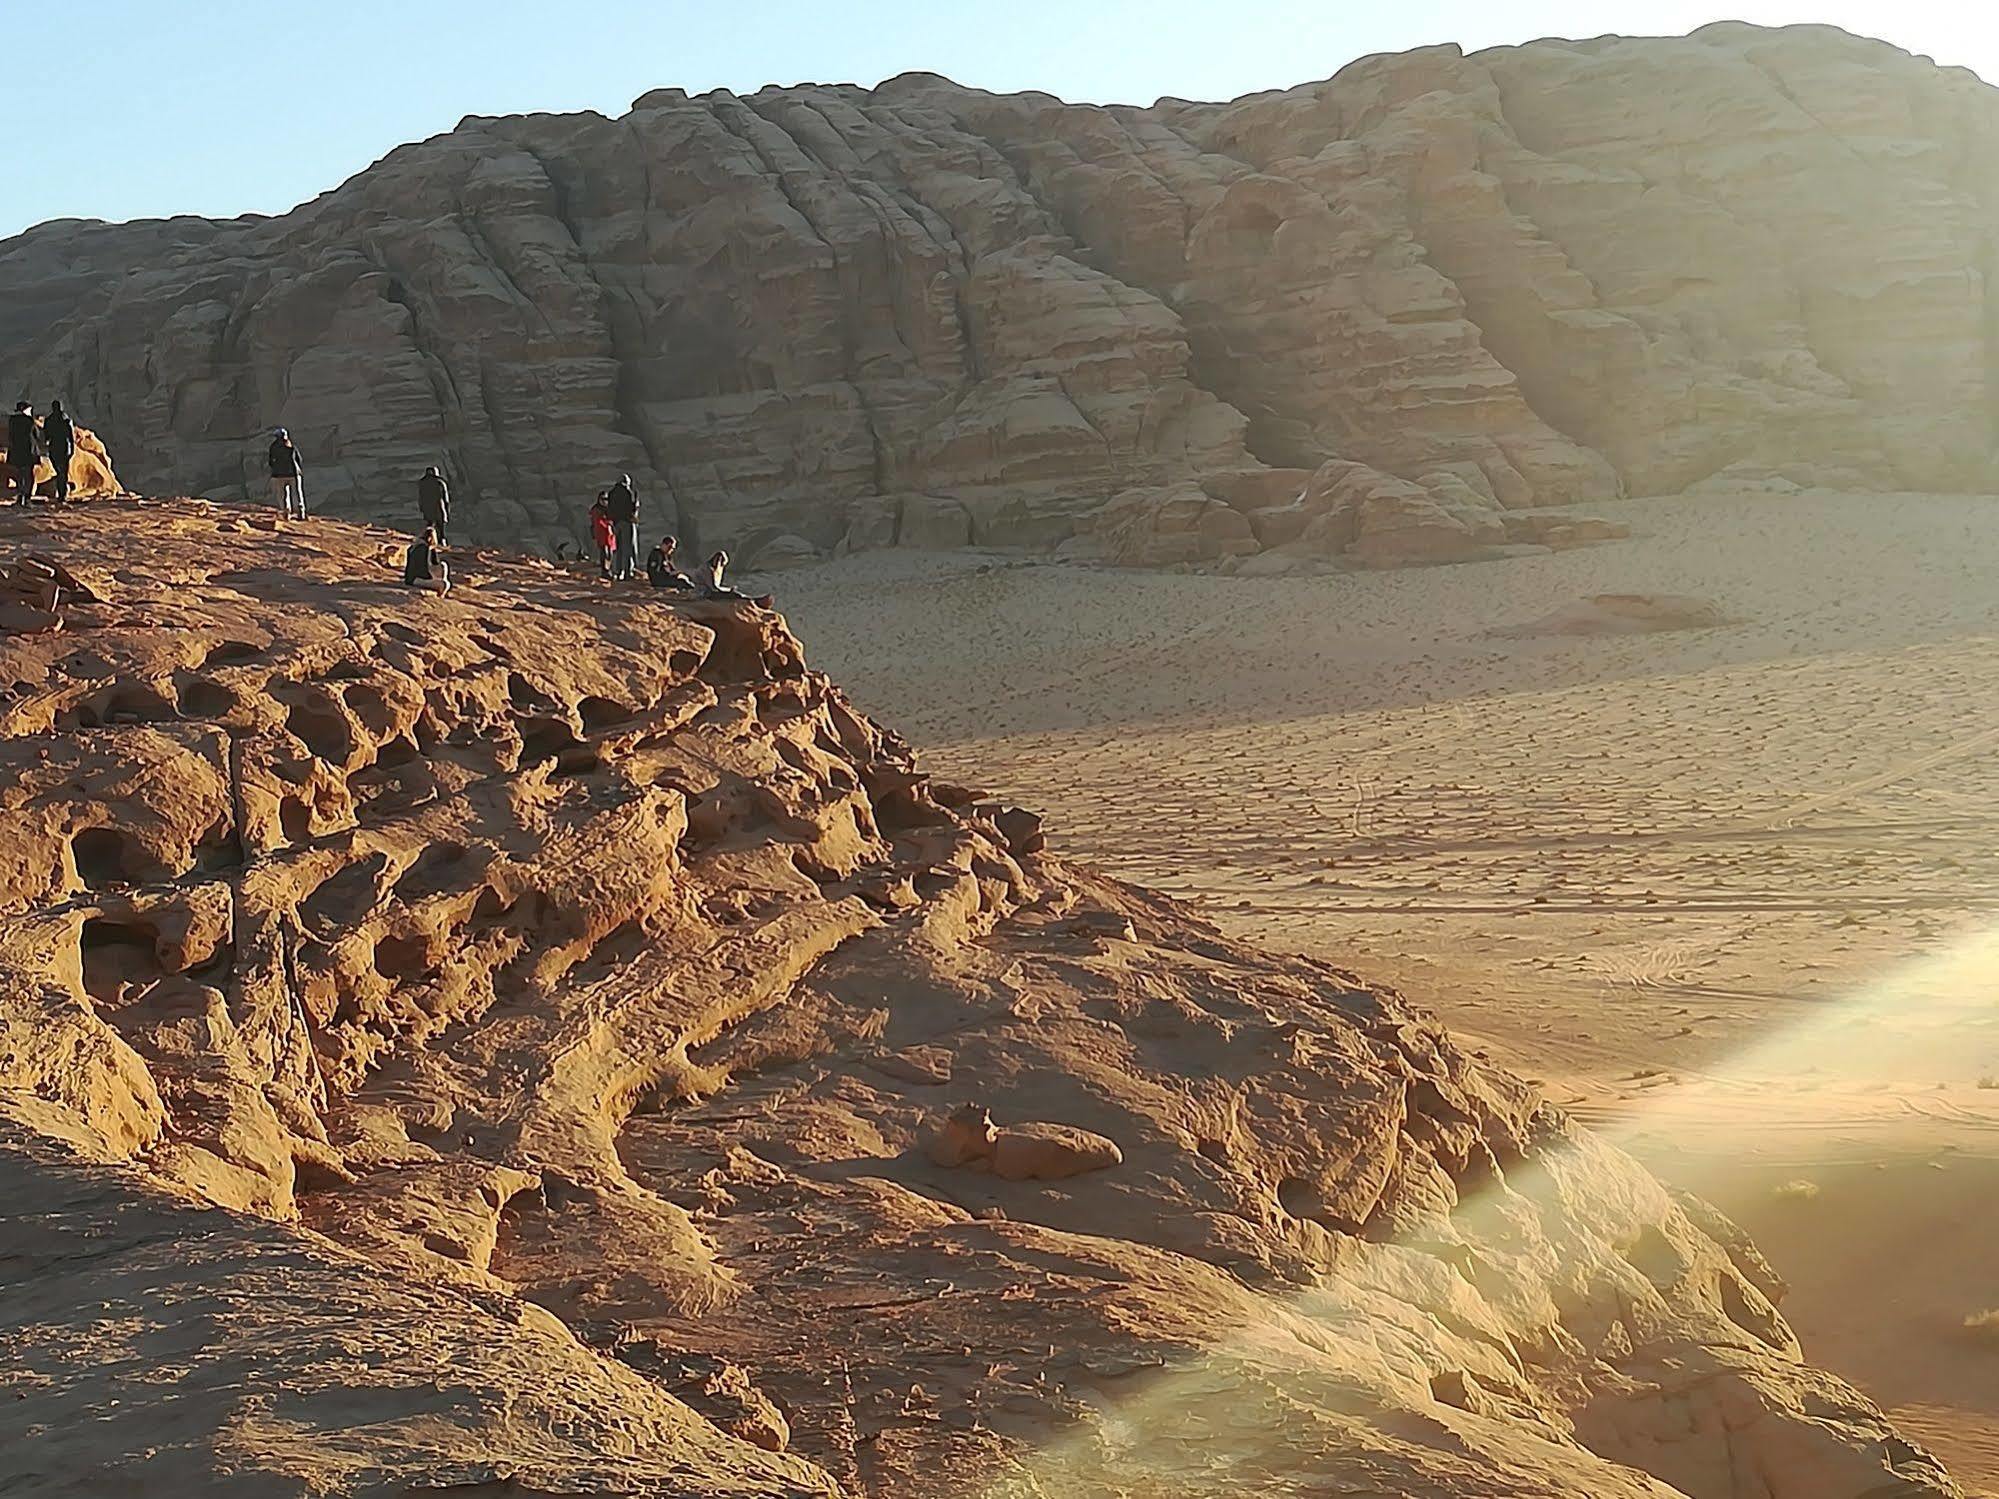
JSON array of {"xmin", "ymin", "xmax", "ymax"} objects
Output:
[{"xmin": 6, "ymin": 22, "xmax": 1995, "ymax": 570}]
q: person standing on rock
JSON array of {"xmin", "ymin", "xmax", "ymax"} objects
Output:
[
  {"xmin": 7, "ymin": 402, "xmax": 42, "ymax": 504},
  {"xmin": 416, "ymin": 465, "xmax": 450, "ymax": 544},
  {"xmin": 604, "ymin": 473, "xmax": 639, "ymax": 581},
  {"xmin": 41, "ymin": 402, "xmax": 75, "ymax": 503},
  {"xmin": 268, "ymin": 427, "xmax": 305, "ymax": 519},
  {"xmin": 588, "ymin": 494, "xmax": 615, "ymax": 578}
]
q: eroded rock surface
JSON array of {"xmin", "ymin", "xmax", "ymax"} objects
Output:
[
  {"xmin": 0, "ymin": 498, "xmax": 1962, "ymax": 1496},
  {"xmin": 6, "ymin": 23, "xmax": 1994, "ymax": 568}
]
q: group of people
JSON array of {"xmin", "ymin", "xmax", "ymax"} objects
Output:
[
  {"xmin": 392, "ymin": 462, "xmax": 761, "ymax": 604},
  {"xmin": 8, "ymin": 409, "xmax": 764, "ymax": 609},
  {"xmin": 6, "ymin": 400, "xmax": 78, "ymax": 504},
  {"xmin": 588, "ymin": 474, "xmax": 762, "ymax": 601}
]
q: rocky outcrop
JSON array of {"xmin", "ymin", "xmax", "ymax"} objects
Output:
[
  {"xmin": 4, "ymin": 419, "xmax": 119, "ymax": 501},
  {"xmin": 6, "ymin": 24, "xmax": 1997, "ymax": 569},
  {"xmin": 0, "ymin": 499, "xmax": 1962, "ymax": 1496}
]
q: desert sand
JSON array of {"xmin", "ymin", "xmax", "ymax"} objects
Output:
[{"xmin": 779, "ymin": 488, "xmax": 1999, "ymax": 1494}]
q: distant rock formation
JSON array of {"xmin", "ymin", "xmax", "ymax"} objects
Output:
[
  {"xmin": 0, "ymin": 499, "xmax": 1964, "ymax": 1496},
  {"xmin": 3, "ymin": 22, "xmax": 1995, "ymax": 571}
]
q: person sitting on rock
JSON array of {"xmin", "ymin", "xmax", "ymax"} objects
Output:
[
  {"xmin": 604, "ymin": 473, "xmax": 640, "ymax": 581},
  {"xmin": 645, "ymin": 535, "xmax": 695, "ymax": 590},
  {"xmin": 416, "ymin": 465, "xmax": 450, "ymax": 544},
  {"xmin": 702, "ymin": 549, "xmax": 747, "ymax": 600},
  {"xmin": 700, "ymin": 549, "xmax": 771, "ymax": 606},
  {"xmin": 268, "ymin": 428, "xmax": 305, "ymax": 519},
  {"xmin": 42, "ymin": 401, "xmax": 74, "ymax": 504},
  {"xmin": 402, "ymin": 526, "xmax": 450, "ymax": 594},
  {"xmin": 588, "ymin": 495, "xmax": 615, "ymax": 578},
  {"xmin": 6, "ymin": 402, "xmax": 41, "ymax": 504}
]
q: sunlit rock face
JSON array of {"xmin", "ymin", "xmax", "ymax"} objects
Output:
[
  {"xmin": 0, "ymin": 498, "xmax": 1965, "ymax": 1496},
  {"xmin": 4, "ymin": 22, "xmax": 1996, "ymax": 568}
]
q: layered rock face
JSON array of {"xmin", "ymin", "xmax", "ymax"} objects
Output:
[
  {"xmin": 5, "ymin": 22, "xmax": 1997, "ymax": 567},
  {"xmin": 0, "ymin": 500, "xmax": 1963, "ymax": 1497}
]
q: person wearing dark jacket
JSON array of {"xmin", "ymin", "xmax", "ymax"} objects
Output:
[
  {"xmin": 268, "ymin": 428, "xmax": 305, "ymax": 519},
  {"xmin": 416, "ymin": 466, "xmax": 450, "ymax": 544},
  {"xmin": 603, "ymin": 473, "xmax": 639, "ymax": 581},
  {"xmin": 42, "ymin": 401, "xmax": 74, "ymax": 503},
  {"xmin": 645, "ymin": 535, "xmax": 695, "ymax": 590},
  {"xmin": 402, "ymin": 527, "xmax": 450, "ymax": 594},
  {"xmin": 7, "ymin": 403, "xmax": 42, "ymax": 504}
]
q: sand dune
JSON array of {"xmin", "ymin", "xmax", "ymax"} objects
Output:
[{"xmin": 780, "ymin": 489, "xmax": 1999, "ymax": 1494}]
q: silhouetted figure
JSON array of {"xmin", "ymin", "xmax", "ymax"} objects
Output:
[
  {"xmin": 42, "ymin": 401, "xmax": 74, "ymax": 503},
  {"xmin": 603, "ymin": 473, "xmax": 639, "ymax": 581},
  {"xmin": 416, "ymin": 465, "xmax": 450, "ymax": 544},
  {"xmin": 646, "ymin": 534, "xmax": 695, "ymax": 590},
  {"xmin": 268, "ymin": 428, "xmax": 305, "ymax": 519},
  {"xmin": 402, "ymin": 527, "xmax": 450, "ymax": 594},
  {"xmin": 6, "ymin": 402, "xmax": 40, "ymax": 505}
]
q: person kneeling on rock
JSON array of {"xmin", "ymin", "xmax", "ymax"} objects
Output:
[
  {"xmin": 646, "ymin": 535, "xmax": 695, "ymax": 590},
  {"xmin": 402, "ymin": 527, "xmax": 450, "ymax": 594}
]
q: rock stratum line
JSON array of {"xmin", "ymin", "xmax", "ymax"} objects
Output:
[
  {"xmin": 5, "ymin": 22, "xmax": 1997, "ymax": 568},
  {"xmin": 0, "ymin": 499, "xmax": 1964, "ymax": 1496}
]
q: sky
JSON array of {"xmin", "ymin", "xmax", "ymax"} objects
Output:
[{"xmin": 10, "ymin": 0, "xmax": 1997, "ymax": 238}]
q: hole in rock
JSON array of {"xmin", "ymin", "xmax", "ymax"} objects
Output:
[
  {"xmin": 1276, "ymin": 1176, "xmax": 1326, "ymax": 1222},
  {"xmin": 176, "ymin": 677, "xmax": 240, "ymax": 720},
  {"xmin": 1719, "ymin": 1271, "xmax": 1788, "ymax": 1349},
  {"xmin": 302, "ymin": 854, "xmax": 390, "ymax": 936},
  {"xmin": 193, "ymin": 814, "xmax": 245, "ymax": 873},
  {"xmin": 54, "ymin": 703, "xmax": 102, "ymax": 732},
  {"xmin": 666, "ymin": 648, "xmax": 703, "ymax": 679},
  {"xmin": 279, "ymin": 797, "xmax": 312, "ymax": 846},
  {"xmin": 507, "ymin": 672, "xmax": 554, "ymax": 712},
  {"xmin": 372, "ymin": 735, "xmax": 419, "ymax": 769},
  {"xmin": 577, "ymin": 696, "xmax": 634, "ymax": 735},
  {"xmin": 286, "ymin": 699, "xmax": 357, "ymax": 764},
  {"xmin": 70, "ymin": 827, "xmax": 144, "ymax": 889},
  {"xmin": 342, "ymin": 682, "xmax": 399, "ymax": 737},
  {"xmin": 394, "ymin": 843, "xmax": 470, "ymax": 902},
  {"xmin": 372, "ymin": 932, "xmax": 436, "ymax": 984},
  {"xmin": 202, "ymin": 640, "xmax": 263, "ymax": 668},
  {"xmin": 1622, "ymin": 1224, "xmax": 1684, "ymax": 1290},
  {"xmin": 517, "ymin": 718, "xmax": 580, "ymax": 768},
  {"xmin": 469, "ymin": 885, "xmax": 510, "ymax": 924},
  {"xmin": 100, "ymin": 684, "xmax": 176, "ymax": 723},
  {"xmin": 80, "ymin": 918, "xmax": 164, "ymax": 1004}
]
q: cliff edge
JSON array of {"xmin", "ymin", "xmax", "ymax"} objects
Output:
[{"xmin": 0, "ymin": 496, "xmax": 1961, "ymax": 1497}]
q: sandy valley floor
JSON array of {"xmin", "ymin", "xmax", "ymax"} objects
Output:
[{"xmin": 777, "ymin": 490, "xmax": 1999, "ymax": 1493}]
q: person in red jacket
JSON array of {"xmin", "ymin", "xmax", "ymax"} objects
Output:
[{"xmin": 588, "ymin": 495, "xmax": 615, "ymax": 578}]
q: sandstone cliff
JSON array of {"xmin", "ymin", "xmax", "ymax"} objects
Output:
[
  {"xmin": 5, "ymin": 22, "xmax": 1997, "ymax": 568},
  {"xmin": 0, "ymin": 498, "xmax": 1962, "ymax": 1496}
]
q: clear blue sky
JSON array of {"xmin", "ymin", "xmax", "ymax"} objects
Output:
[{"xmin": 11, "ymin": 1, "xmax": 1993, "ymax": 238}]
